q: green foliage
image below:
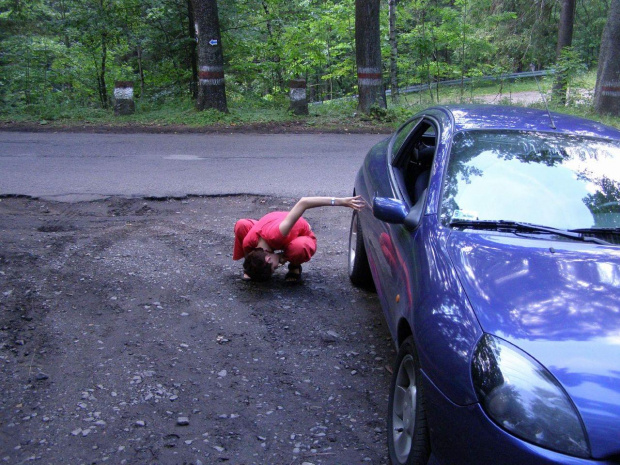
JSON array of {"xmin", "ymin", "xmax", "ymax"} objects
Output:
[
  {"xmin": 553, "ymin": 46, "xmax": 588, "ymax": 103},
  {"xmin": 220, "ymin": 0, "xmax": 356, "ymax": 101},
  {"xmin": 0, "ymin": 0, "xmax": 196, "ymax": 111},
  {"xmin": 555, "ymin": 47, "xmax": 587, "ymax": 82},
  {"xmin": 573, "ymin": 0, "xmax": 609, "ymax": 68},
  {"xmin": 362, "ymin": 104, "xmax": 410, "ymax": 123},
  {"xmin": 0, "ymin": 0, "xmax": 613, "ymax": 122},
  {"xmin": 3, "ymin": 71, "xmax": 619, "ymax": 133}
]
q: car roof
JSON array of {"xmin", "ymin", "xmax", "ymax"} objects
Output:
[{"xmin": 427, "ymin": 105, "xmax": 620, "ymax": 140}]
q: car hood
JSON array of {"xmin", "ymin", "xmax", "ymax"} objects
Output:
[{"xmin": 447, "ymin": 231, "xmax": 620, "ymax": 458}]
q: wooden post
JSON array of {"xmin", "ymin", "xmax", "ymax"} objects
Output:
[
  {"xmin": 289, "ymin": 79, "xmax": 308, "ymax": 115},
  {"xmin": 113, "ymin": 81, "xmax": 135, "ymax": 116}
]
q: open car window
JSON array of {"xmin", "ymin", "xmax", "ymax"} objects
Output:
[
  {"xmin": 390, "ymin": 119, "xmax": 438, "ymax": 207},
  {"xmin": 390, "ymin": 118, "xmax": 421, "ymax": 162}
]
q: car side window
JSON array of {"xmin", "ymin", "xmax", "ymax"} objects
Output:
[
  {"xmin": 390, "ymin": 118, "xmax": 421, "ymax": 162},
  {"xmin": 391, "ymin": 120, "xmax": 437, "ymax": 207}
]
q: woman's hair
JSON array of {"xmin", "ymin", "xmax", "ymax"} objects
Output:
[{"xmin": 243, "ymin": 248, "xmax": 274, "ymax": 281}]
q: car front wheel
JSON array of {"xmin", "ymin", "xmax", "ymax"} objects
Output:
[
  {"xmin": 388, "ymin": 336, "xmax": 430, "ymax": 465},
  {"xmin": 348, "ymin": 210, "xmax": 374, "ymax": 289}
]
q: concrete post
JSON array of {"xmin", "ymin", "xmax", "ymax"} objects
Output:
[
  {"xmin": 289, "ymin": 79, "xmax": 308, "ymax": 115},
  {"xmin": 114, "ymin": 81, "xmax": 135, "ymax": 116}
]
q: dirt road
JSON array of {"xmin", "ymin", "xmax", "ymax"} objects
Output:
[{"xmin": 0, "ymin": 195, "xmax": 394, "ymax": 465}]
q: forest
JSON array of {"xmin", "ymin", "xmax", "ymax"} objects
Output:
[{"xmin": 0, "ymin": 0, "xmax": 618, "ymax": 124}]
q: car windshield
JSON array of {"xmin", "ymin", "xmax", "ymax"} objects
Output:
[{"xmin": 441, "ymin": 130, "xmax": 620, "ymax": 231}]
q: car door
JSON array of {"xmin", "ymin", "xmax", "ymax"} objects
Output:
[
  {"xmin": 380, "ymin": 118, "xmax": 439, "ymax": 335},
  {"xmin": 359, "ymin": 118, "xmax": 423, "ymax": 325}
]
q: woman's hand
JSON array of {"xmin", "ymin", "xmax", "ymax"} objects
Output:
[{"xmin": 337, "ymin": 195, "xmax": 365, "ymax": 211}]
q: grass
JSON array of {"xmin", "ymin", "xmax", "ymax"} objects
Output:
[{"xmin": 1, "ymin": 72, "xmax": 619, "ymax": 132}]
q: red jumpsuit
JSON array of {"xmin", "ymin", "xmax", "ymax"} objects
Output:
[{"xmin": 233, "ymin": 211, "xmax": 317, "ymax": 266}]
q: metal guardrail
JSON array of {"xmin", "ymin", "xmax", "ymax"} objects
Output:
[
  {"xmin": 392, "ymin": 70, "xmax": 551, "ymax": 96},
  {"xmin": 312, "ymin": 69, "xmax": 552, "ymax": 104}
]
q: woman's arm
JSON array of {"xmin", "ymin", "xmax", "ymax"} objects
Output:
[{"xmin": 278, "ymin": 196, "xmax": 365, "ymax": 237}]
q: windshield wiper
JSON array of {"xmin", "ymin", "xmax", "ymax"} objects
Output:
[
  {"xmin": 450, "ymin": 219, "xmax": 611, "ymax": 245},
  {"xmin": 568, "ymin": 227, "xmax": 620, "ymax": 235}
]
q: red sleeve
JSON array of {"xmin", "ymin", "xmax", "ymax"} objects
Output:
[{"xmin": 233, "ymin": 236, "xmax": 246, "ymax": 261}]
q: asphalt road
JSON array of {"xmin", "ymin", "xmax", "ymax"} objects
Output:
[{"xmin": 0, "ymin": 132, "xmax": 387, "ymax": 201}]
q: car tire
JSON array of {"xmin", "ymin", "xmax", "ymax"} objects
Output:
[
  {"xmin": 348, "ymin": 210, "xmax": 374, "ymax": 289},
  {"xmin": 387, "ymin": 336, "xmax": 430, "ymax": 465}
]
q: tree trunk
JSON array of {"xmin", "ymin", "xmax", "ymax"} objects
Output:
[
  {"xmin": 594, "ymin": 0, "xmax": 620, "ymax": 115},
  {"xmin": 187, "ymin": 0, "xmax": 199, "ymax": 99},
  {"xmin": 388, "ymin": 0, "xmax": 398, "ymax": 103},
  {"xmin": 99, "ymin": 33, "xmax": 108, "ymax": 109},
  {"xmin": 191, "ymin": 0, "xmax": 227, "ymax": 112},
  {"xmin": 137, "ymin": 43, "xmax": 145, "ymax": 98},
  {"xmin": 552, "ymin": 0, "xmax": 576, "ymax": 104},
  {"xmin": 355, "ymin": 0, "xmax": 386, "ymax": 113},
  {"xmin": 460, "ymin": 0, "xmax": 467, "ymax": 101}
]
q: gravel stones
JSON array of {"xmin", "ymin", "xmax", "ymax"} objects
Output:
[{"xmin": 0, "ymin": 195, "xmax": 393, "ymax": 465}]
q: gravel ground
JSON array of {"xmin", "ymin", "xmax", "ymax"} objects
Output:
[{"xmin": 0, "ymin": 195, "xmax": 394, "ymax": 465}]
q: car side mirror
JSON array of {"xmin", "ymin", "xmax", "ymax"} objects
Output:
[
  {"xmin": 372, "ymin": 192, "xmax": 426, "ymax": 231},
  {"xmin": 372, "ymin": 196, "xmax": 409, "ymax": 224}
]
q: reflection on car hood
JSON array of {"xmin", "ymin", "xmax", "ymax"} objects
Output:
[{"xmin": 447, "ymin": 231, "xmax": 620, "ymax": 458}]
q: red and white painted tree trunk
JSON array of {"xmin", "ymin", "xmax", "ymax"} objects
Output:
[
  {"xmin": 191, "ymin": 0, "xmax": 227, "ymax": 113},
  {"xmin": 355, "ymin": 0, "xmax": 386, "ymax": 113}
]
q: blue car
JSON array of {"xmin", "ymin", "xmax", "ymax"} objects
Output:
[{"xmin": 348, "ymin": 105, "xmax": 620, "ymax": 465}]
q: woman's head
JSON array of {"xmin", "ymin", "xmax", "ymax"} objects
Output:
[{"xmin": 243, "ymin": 249, "xmax": 275, "ymax": 281}]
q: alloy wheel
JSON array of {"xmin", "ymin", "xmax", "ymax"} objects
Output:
[{"xmin": 391, "ymin": 354, "xmax": 417, "ymax": 463}]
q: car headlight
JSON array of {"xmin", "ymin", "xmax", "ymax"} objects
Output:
[{"xmin": 472, "ymin": 334, "xmax": 590, "ymax": 458}]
